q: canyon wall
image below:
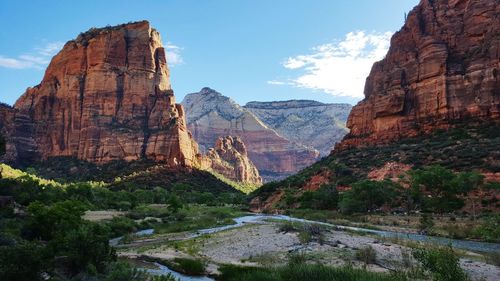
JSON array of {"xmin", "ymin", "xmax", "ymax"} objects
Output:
[
  {"xmin": 8, "ymin": 21, "xmax": 200, "ymax": 166},
  {"xmin": 338, "ymin": 0, "xmax": 500, "ymax": 149},
  {"xmin": 182, "ymin": 88, "xmax": 320, "ymax": 181},
  {"xmin": 245, "ymin": 101, "xmax": 351, "ymax": 156}
]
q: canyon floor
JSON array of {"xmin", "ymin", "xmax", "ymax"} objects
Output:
[{"xmin": 115, "ymin": 216, "xmax": 500, "ymax": 281}]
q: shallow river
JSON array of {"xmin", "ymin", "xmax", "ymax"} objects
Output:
[{"xmin": 116, "ymin": 214, "xmax": 500, "ymax": 280}]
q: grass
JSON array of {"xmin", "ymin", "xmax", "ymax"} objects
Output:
[
  {"xmin": 218, "ymin": 264, "xmax": 410, "ymax": 281},
  {"xmin": 485, "ymin": 251, "xmax": 500, "ymax": 266},
  {"xmin": 170, "ymin": 258, "xmax": 206, "ymax": 275},
  {"xmin": 207, "ymin": 169, "xmax": 260, "ymax": 194}
]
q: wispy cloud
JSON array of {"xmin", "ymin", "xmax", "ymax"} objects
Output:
[
  {"xmin": 267, "ymin": 80, "xmax": 288, "ymax": 85},
  {"xmin": 165, "ymin": 43, "xmax": 184, "ymax": 67},
  {"xmin": 271, "ymin": 31, "xmax": 393, "ymax": 99},
  {"xmin": 0, "ymin": 41, "xmax": 64, "ymax": 70}
]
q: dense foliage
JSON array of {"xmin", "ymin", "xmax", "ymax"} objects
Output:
[{"xmin": 0, "ymin": 163, "xmax": 247, "ymax": 280}]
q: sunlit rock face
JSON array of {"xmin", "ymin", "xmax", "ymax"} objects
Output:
[
  {"xmin": 9, "ymin": 21, "xmax": 200, "ymax": 166},
  {"xmin": 202, "ymin": 136, "xmax": 262, "ymax": 185},
  {"xmin": 337, "ymin": 0, "xmax": 500, "ymax": 149},
  {"xmin": 182, "ymin": 88, "xmax": 321, "ymax": 181},
  {"xmin": 244, "ymin": 100, "xmax": 351, "ymax": 156}
]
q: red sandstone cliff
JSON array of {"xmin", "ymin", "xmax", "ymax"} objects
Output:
[
  {"xmin": 338, "ymin": 0, "xmax": 500, "ymax": 149},
  {"xmin": 202, "ymin": 136, "xmax": 262, "ymax": 185},
  {"xmin": 9, "ymin": 21, "xmax": 200, "ymax": 166}
]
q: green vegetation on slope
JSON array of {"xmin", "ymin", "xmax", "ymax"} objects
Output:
[{"xmin": 0, "ymin": 163, "xmax": 248, "ymax": 280}]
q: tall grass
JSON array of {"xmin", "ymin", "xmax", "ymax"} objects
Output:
[{"xmin": 218, "ymin": 264, "xmax": 409, "ymax": 281}]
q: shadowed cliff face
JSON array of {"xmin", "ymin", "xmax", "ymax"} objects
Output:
[
  {"xmin": 338, "ymin": 0, "xmax": 500, "ymax": 149},
  {"xmin": 7, "ymin": 21, "xmax": 200, "ymax": 166},
  {"xmin": 182, "ymin": 88, "xmax": 321, "ymax": 182}
]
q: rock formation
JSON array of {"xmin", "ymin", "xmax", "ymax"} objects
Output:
[
  {"xmin": 245, "ymin": 101, "xmax": 351, "ymax": 156},
  {"xmin": 7, "ymin": 21, "xmax": 200, "ymax": 166},
  {"xmin": 202, "ymin": 136, "xmax": 262, "ymax": 184},
  {"xmin": 0, "ymin": 104, "xmax": 14, "ymax": 157},
  {"xmin": 338, "ymin": 0, "xmax": 500, "ymax": 149},
  {"xmin": 182, "ymin": 88, "xmax": 321, "ymax": 181}
]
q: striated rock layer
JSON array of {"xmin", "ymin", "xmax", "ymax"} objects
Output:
[
  {"xmin": 202, "ymin": 136, "xmax": 262, "ymax": 184},
  {"xmin": 245, "ymin": 101, "xmax": 351, "ymax": 156},
  {"xmin": 338, "ymin": 0, "xmax": 500, "ymax": 149},
  {"xmin": 8, "ymin": 21, "xmax": 200, "ymax": 166},
  {"xmin": 182, "ymin": 88, "xmax": 320, "ymax": 181}
]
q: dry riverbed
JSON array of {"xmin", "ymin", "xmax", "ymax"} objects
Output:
[{"xmin": 118, "ymin": 220, "xmax": 500, "ymax": 281}]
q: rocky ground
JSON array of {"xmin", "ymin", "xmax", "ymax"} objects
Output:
[{"xmin": 118, "ymin": 220, "xmax": 500, "ymax": 280}]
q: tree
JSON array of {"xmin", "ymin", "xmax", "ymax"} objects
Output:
[
  {"xmin": 0, "ymin": 242, "xmax": 46, "ymax": 281},
  {"xmin": 410, "ymin": 166, "xmax": 483, "ymax": 213},
  {"xmin": 167, "ymin": 194, "xmax": 183, "ymax": 213},
  {"xmin": 23, "ymin": 200, "xmax": 85, "ymax": 240},
  {"xmin": 52, "ymin": 222, "xmax": 115, "ymax": 274},
  {"xmin": 453, "ymin": 171, "xmax": 484, "ymax": 219},
  {"xmin": 339, "ymin": 180, "xmax": 396, "ymax": 214},
  {"xmin": 299, "ymin": 184, "xmax": 338, "ymax": 210}
]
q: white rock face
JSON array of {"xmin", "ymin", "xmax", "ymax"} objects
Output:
[
  {"xmin": 244, "ymin": 100, "xmax": 351, "ymax": 156},
  {"xmin": 182, "ymin": 88, "xmax": 351, "ymax": 181}
]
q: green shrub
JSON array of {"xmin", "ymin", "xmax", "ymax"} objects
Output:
[
  {"xmin": 171, "ymin": 258, "xmax": 205, "ymax": 275},
  {"xmin": 472, "ymin": 214, "xmax": 500, "ymax": 242},
  {"xmin": 298, "ymin": 231, "xmax": 312, "ymax": 244},
  {"xmin": 419, "ymin": 213, "xmax": 434, "ymax": 233},
  {"xmin": 0, "ymin": 242, "xmax": 45, "ymax": 281},
  {"xmin": 106, "ymin": 216, "xmax": 138, "ymax": 237},
  {"xmin": 278, "ymin": 221, "xmax": 299, "ymax": 233},
  {"xmin": 413, "ymin": 246, "xmax": 469, "ymax": 281},
  {"xmin": 356, "ymin": 246, "xmax": 377, "ymax": 264},
  {"xmin": 339, "ymin": 180, "xmax": 397, "ymax": 214}
]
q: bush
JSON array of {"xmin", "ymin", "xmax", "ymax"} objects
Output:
[
  {"xmin": 278, "ymin": 221, "xmax": 299, "ymax": 233},
  {"xmin": 298, "ymin": 231, "xmax": 312, "ymax": 244},
  {"xmin": 52, "ymin": 222, "xmax": 116, "ymax": 274},
  {"xmin": 485, "ymin": 251, "xmax": 500, "ymax": 267},
  {"xmin": 419, "ymin": 213, "xmax": 434, "ymax": 233},
  {"xmin": 356, "ymin": 246, "xmax": 377, "ymax": 265},
  {"xmin": 413, "ymin": 246, "xmax": 469, "ymax": 281},
  {"xmin": 339, "ymin": 180, "xmax": 397, "ymax": 214},
  {"xmin": 472, "ymin": 214, "xmax": 500, "ymax": 242},
  {"xmin": 172, "ymin": 258, "xmax": 205, "ymax": 275},
  {"xmin": 0, "ymin": 242, "xmax": 46, "ymax": 281},
  {"xmin": 106, "ymin": 216, "xmax": 138, "ymax": 237}
]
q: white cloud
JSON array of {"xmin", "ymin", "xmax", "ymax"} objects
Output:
[
  {"xmin": 0, "ymin": 41, "xmax": 64, "ymax": 70},
  {"xmin": 267, "ymin": 80, "xmax": 288, "ymax": 85},
  {"xmin": 165, "ymin": 43, "xmax": 184, "ymax": 67},
  {"xmin": 35, "ymin": 42, "xmax": 64, "ymax": 57},
  {"xmin": 274, "ymin": 31, "xmax": 393, "ymax": 99}
]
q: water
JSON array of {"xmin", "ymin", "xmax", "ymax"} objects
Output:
[
  {"xmin": 109, "ymin": 228, "xmax": 155, "ymax": 246},
  {"xmin": 227, "ymin": 214, "xmax": 500, "ymax": 254},
  {"xmin": 144, "ymin": 262, "xmax": 214, "ymax": 281},
  {"xmin": 116, "ymin": 213, "xmax": 500, "ymax": 279}
]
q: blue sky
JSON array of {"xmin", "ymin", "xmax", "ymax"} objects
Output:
[{"xmin": 0, "ymin": 0, "xmax": 418, "ymax": 106}]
